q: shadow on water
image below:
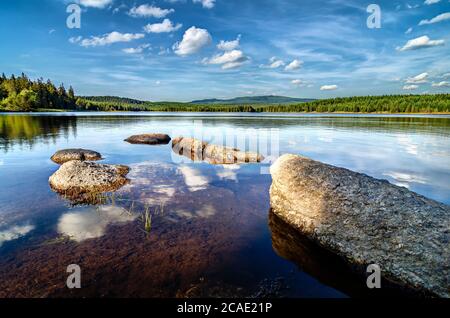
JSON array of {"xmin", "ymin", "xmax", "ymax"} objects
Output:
[
  {"xmin": 0, "ymin": 115, "xmax": 77, "ymax": 151},
  {"xmin": 268, "ymin": 211, "xmax": 427, "ymax": 298}
]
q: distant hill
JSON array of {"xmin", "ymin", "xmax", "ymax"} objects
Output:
[
  {"xmin": 190, "ymin": 95, "xmax": 315, "ymax": 105},
  {"xmin": 81, "ymin": 96, "xmax": 147, "ymax": 104}
]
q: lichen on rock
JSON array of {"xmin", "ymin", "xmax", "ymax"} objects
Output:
[{"xmin": 49, "ymin": 161, "xmax": 130, "ymax": 204}]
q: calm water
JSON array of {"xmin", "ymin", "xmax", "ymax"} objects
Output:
[{"xmin": 0, "ymin": 113, "xmax": 449, "ymax": 298}]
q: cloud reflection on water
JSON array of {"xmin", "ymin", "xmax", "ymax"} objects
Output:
[
  {"xmin": 57, "ymin": 206, "xmax": 137, "ymax": 242},
  {"xmin": 0, "ymin": 224, "xmax": 35, "ymax": 247}
]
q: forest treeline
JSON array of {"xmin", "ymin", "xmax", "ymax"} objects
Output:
[
  {"xmin": 0, "ymin": 73, "xmax": 77, "ymax": 111},
  {"xmin": 1, "ymin": 73, "xmax": 449, "ymax": 113}
]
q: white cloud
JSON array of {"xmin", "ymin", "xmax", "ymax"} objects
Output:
[
  {"xmin": 291, "ymin": 79, "xmax": 308, "ymax": 87},
  {"xmin": 173, "ymin": 26, "xmax": 212, "ymax": 56},
  {"xmin": 406, "ymin": 72, "xmax": 429, "ymax": 84},
  {"xmin": 424, "ymin": 0, "xmax": 441, "ymax": 4},
  {"xmin": 57, "ymin": 206, "xmax": 137, "ymax": 242},
  {"xmin": 320, "ymin": 84, "xmax": 338, "ymax": 91},
  {"xmin": 397, "ymin": 35, "xmax": 445, "ymax": 51},
  {"xmin": 405, "ymin": 27, "xmax": 413, "ymax": 34},
  {"xmin": 260, "ymin": 57, "xmax": 285, "ymax": 69},
  {"xmin": 129, "ymin": 4, "xmax": 174, "ymax": 18},
  {"xmin": 419, "ymin": 12, "xmax": 450, "ymax": 25},
  {"xmin": 122, "ymin": 44, "xmax": 150, "ymax": 54},
  {"xmin": 217, "ymin": 35, "xmax": 241, "ymax": 51},
  {"xmin": 0, "ymin": 224, "xmax": 34, "ymax": 247},
  {"xmin": 285, "ymin": 59, "xmax": 303, "ymax": 71},
  {"xmin": 203, "ymin": 49, "xmax": 249, "ymax": 69},
  {"xmin": 79, "ymin": 0, "xmax": 113, "ymax": 8},
  {"xmin": 75, "ymin": 32, "xmax": 144, "ymax": 47},
  {"xmin": 193, "ymin": 0, "xmax": 215, "ymax": 9},
  {"xmin": 403, "ymin": 84, "xmax": 419, "ymax": 90},
  {"xmin": 144, "ymin": 19, "xmax": 182, "ymax": 33},
  {"xmin": 432, "ymin": 81, "xmax": 450, "ymax": 87}
]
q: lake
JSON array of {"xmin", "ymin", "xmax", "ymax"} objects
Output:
[{"xmin": 0, "ymin": 112, "xmax": 449, "ymax": 298}]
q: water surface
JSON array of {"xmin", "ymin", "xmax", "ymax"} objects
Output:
[{"xmin": 0, "ymin": 113, "xmax": 449, "ymax": 298}]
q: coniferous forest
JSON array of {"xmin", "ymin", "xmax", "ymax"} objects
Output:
[{"xmin": 1, "ymin": 73, "xmax": 449, "ymax": 113}]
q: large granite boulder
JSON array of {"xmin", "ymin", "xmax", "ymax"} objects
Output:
[
  {"xmin": 125, "ymin": 134, "xmax": 171, "ymax": 145},
  {"xmin": 270, "ymin": 154, "xmax": 450, "ymax": 297},
  {"xmin": 49, "ymin": 161, "xmax": 129, "ymax": 203},
  {"xmin": 51, "ymin": 149, "xmax": 102, "ymax": 164},
  {"xmin": 172, "ymin": 137, "xmax": 264, "ymax": 164}
]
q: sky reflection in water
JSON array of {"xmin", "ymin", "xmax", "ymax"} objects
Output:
[{"xmin": 0, "ymin": 113, "xmax": 449, "ymax": 297}]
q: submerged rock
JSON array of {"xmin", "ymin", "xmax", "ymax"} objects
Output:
[
  {"xmin": 270, "ymin": 154, "xmax": 450, "ymax": 298},
  {"xmin": 49, "ymin": 161, "xmax": 129, "ymax": 203},
  {"xmin": 50, "ymin": 149, "xmax": 102, "ymax": 164},
  {"xmin": 125, "ymin": 133, "xmax": 171, "ymax": 145},
  {"xmin": 172, "ymin": 137, "xmax": 264, "ymax": 164}
]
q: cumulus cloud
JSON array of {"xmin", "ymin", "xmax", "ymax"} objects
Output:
[
  {"xmin": 74, "ymin": 32, "xmax": 145, "ymax": 47},
  {"xmin": 173, "ymin": 26, "xmax": 212, "ymax": 56},
  {"xmin": 122, "ymin": 44, "xmax": 151, "ymax": 54},
  {"xmin": 203, "ymin": 49, "xmax": 249, "ymax": 69},
  {"xmin": 193, "ymin": 0, "xmax": 216, "ymax": 9},
  {"xmin": 129, "ymin": 4, "xmax": 174, "ymax": 18},
  {"xmin": 291, "ymin": 79, "xmax": 309, "ymax": 87},
  {"xmin": 419, "ymin": 12, "xmax": 450, "ymax": 25},
  {"xmin": 79, "ymin": 0, "xmax": 113, "ymax": 8},
  {"xmin": 397, "ymin": 35, "xmax": 445, "ymax": 51},
  {"xmin": 144, "ymin": 19, "xmax": 182, "ymax": 33},
  {"xmin": 285, "ymin": 59, "xmax": 303, "ymax": 71},
  {"xmin": 424, "ymin": 0, "xmax": 441, "ymax": 4},
  {"xmin": 0, "ymin": 224, "xmax": 34, "ymax": 247},
  {"xmin": 320, "ymin": 84, "xmax": 338, "ymax": 91},
  {"xmin": 432, "ymin": 81, "xmax": 450, "ymax": 87},
  {"xmin": 406, "ymin": 72, "xmax": 429, "ymax": 84},
  {"xmin": 260, "ymin": 57, "xmax": 285, "ymax": 69},
  {"xmin": 403, "ymin": 84, "xmax": 419, "ymax": 90},
  {"xmin": 217, "ymin": 35, "xmax": 241, "ymax": 51}
]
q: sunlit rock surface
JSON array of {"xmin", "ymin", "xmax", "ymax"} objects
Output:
[
  {"xmin": 50, "ymin": 149, "xmax": 102, "ymax": 164},
  {"xmin": 270, "ymin": 154, "xmax": 450, "ymax": 298},
  {"xmin": 125, "ymin": 133, "xmax": 171, "ymax": 145},
  {"xmin": 172, "ymin": 136, "xmax": 263, "ymax": 164},
  {"xmin": 49, "ymin": 161, "xmax": 129, "ymax": 203}
]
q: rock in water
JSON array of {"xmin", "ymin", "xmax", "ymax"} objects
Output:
[
  {"xmin": 270, "ymin": 154, "xmax": 450, "ymax": 297},
  {"xmin": 125, "ymin": 134, "xmax": 171, "ymax": 145},
  {"xmin": 49, "ymin": 161, "xmax": 129, "ymax": 203},
  {"xmin": 51, "ymin": 149, "xmax": 102, "ymax": 164},
  {"xmin": 172, "ymin": 136, "xmax": 264, "ymax": 164}
]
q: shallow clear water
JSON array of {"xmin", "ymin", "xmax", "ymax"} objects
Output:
[{"xmin": 0, "ymin": 113, "xmax": 449, "ymax": 298}]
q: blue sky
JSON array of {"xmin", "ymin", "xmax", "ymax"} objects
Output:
[{"xmin": 0, "ymin": 0, "xmax": 449, "ymax": 101}]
